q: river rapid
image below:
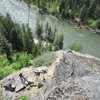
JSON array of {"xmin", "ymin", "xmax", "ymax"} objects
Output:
[{"xmin": 0, "ymin": 0, "xmax": 100, "ymax": 58}]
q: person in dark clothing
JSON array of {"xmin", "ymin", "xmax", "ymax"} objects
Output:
[{"xmin": 19, "ymin": 73, "xmax": 29, "ymax": 85}]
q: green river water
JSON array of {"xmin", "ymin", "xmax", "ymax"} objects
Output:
[{"xmin": 38, "ymin": 14, "xmax": 100, "ymax": 58}]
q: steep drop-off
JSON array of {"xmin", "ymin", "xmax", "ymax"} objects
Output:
[{"xmin": 0, "ymin": 51, "xmax": 100, "ymax": 100}]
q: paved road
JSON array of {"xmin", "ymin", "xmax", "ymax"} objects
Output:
[{"xmin": 0, "ymin": 0, "xmax": 38, "ymax": 31}]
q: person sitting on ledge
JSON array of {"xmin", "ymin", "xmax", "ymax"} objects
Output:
[{"xmin": 19, "ymin": 73, "xmax": 29, "ymax": 85}]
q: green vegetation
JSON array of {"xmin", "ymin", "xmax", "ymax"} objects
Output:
[
  {"xmin": 68, "ymin": 42, "xmax": 83, "ymax": 52},
  {"xmin": 91, "ymin": 18, "xmax": 100, "ymax": 29},
  {"xmin": 86, "ymin": 18, "xmax": 100, "ymax": 29},
  {"xmin": 50, "ymin": 0, "xmax": 58, "ymax": 14},
  {"xmin": 0, "ymin": 66, "xmax": 15, "ymax": 80},
  {"xmin": 35, "ymin": 19, "xmax": 64, "ymax": 52},
  {"xmin": 33, "ymin": 52, "xmax": 56, "ymax": 67},
  {"xmin": 25, "ymin": 0, "xmax": 100, "ymax": 29},
  {"xmin": 0, "ymin": 14, "xmax": 63, "ymax": 60},
  {"xmin": 0, "ymin": 14, "xmax": 63, "ymax": 79},
  {"xmin": 0, "ymin": 55, "xmax": 10, "ymax": 67},
  {"xmin": 0, "ymin": 14, "xmax": 34, "ymax": 62},
  {"xmin": 20, "ymin": 96, "xmax": 28, "ymax": 100},
  {"xmin": 86, "ymin": 18, "xmax": 95, "ymax": 25},
  {"xmin": 53, "ymin": 34, "xmax": 64, "ymax": 51},
  {"xmin": 0, "ymin": 52, "xmax": 32, "ymax": 80}
]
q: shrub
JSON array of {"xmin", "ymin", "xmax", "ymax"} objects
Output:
[
  {"xmin": 33, "ymin": 52, "xmax": 56, "ymax": 67},
  {"xmin": 7, "ymin": 52, "xmax": 32, "ymax": 70},
  {"xmin": 0, "ymin": 52, "xmax": 32, "ymax": 79},
  {"xmin": 17, "ymin": 52, "xmax": 32, "ymax": 69},
  {"xmin": 20, "ymin": 96, "xmax": 28, "ymax": 100},
  {"xmin": 68, "ymin": 42, "xmax": 83, "ymax": 52},
  {"xmin": 50, "ymin": 0, "xmax": 58, "ymax": 13},
  {"xmin": 86, "ymin": 18, "xmax": 95, "ymax": 25},
  {"xmin": 10, "ymin": 62, "xmax": 21, "ymax": 70},
  {"xmin": 53, "ymin": 34, "xmax": 64, "ymax": 50},
  {"xmin": 91, "ymin": 18, "xmax": 100, "ymax": 29},
  {"xmin": 0, "ymin": 66, "xmax": 15, "ymax": 80},
  {"xmin": 0, "ymin": 55, "xmax": 10, "ymax": 67}
]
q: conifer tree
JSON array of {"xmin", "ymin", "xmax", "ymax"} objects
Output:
[
  {"xmin": 10, "ymin": 24, "xmax": 24, "ymax": 51},
  {"xmin": 36, "ymin": 19, "xmax": 43, "ymax": 39},
  {"xmin": 23, "ymin": 25, "xmax": 34, "ymax": 54},
  {"xmin": 45, "ymin": 22, "xmax": 49, "ymax": 33},
  {"xmin": 53, "ymin": 34, "xmax": 64, "ymax": 51},
  {"xmin": 85, "ymin": 0, "xmax": 96, "ymax": 19},
  {"xmin": 2, "ymin": 35, "xmax": 13, "ymax": 63},
  {"xmin": 79, "ymin": 4, "xmax": 87, "ymax": 21}
]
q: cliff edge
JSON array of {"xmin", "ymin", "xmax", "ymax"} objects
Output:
[{"xmin": 0, "ymin": 50, "xmax": 100, "ymax": 100}]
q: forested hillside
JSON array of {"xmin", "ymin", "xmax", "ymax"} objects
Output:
[
  {"xmin": 24, "ymin": 0, "xmax": 100, "ymax": 29},
  {"xmin": 0, "ymin": 14, "xmax": 63, "ymax": 79}
]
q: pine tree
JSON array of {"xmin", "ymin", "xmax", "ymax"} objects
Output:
[
  {"xmin": 45, "ymin": 22, "xmax": 49, "ymax": 33},
  {"xmin": 23, "ymin": 25, "xmax": 34, "ymax": 54},
  {"xmin": 36, "ymin": 19, "xmax": 43, "ymax": 39},
  {"xmin": 36, "ymin": 0, "xmax": 40, "ymax": 7},
  {"xmin": 85, "ymin": 0, "xmax": 96, "ymax": 19},
  {"xmin": 61, "ymin": 9, "xmax": 66, "ymax": 19},
  {"xmin": 0, "ymin": 14, "xmax": 15, "ymax": 41},
  {"xmin": 53, "ymin": 34, "xmax": 63, "ymax": 51},
  {"xmin": 37, "ymin": 39, "xmax": 42, "ymax": 55},
  {"xmin": 47, "ymin": 26, "xmax": 52, "ymax": 42},
  {"xmin": 10, "ymin": 24, "xmax": 24, "ymax": 51},
  {"xmin": 79, "ymin": 4, "xmax": 87, "ymax": 21},
  {"xmin": 27, "ymin": 25, "xmax": 34, "ymax": 54},
  {"xmin": 59, "ymin": 0, "xmax": 64, "ymax": 14},
  {"xmin": 59, "ymin": 34, "xmax": 64, "ymax": 49},
  {"xmin": 40, "ymin": 0, "xmax": 47, "ymax": 11},
  {"xmin": 33, "ymin": 41, "xmax": 38, "ymax": 57},
  {"xmin": 1, "ymin": 35, "xmax": 13, "ymax": 63}
]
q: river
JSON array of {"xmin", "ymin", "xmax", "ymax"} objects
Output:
[{"xmin": 0, "ymin": 0, "xmax": 100, "ymax": 58}]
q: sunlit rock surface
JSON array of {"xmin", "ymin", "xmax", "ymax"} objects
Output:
[
  {"xmin": 0, "ymin": 51, "xmax": 100, "ymax": 100},
  {"xmin": 43, "ymin": 51, "xmax": 100, "ymax": 100}
]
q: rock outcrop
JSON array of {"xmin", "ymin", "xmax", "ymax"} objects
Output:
[
  {"xmin": 0, "ymin": 50, "xmax": 100, "ymax": 100},
  {"xmin": 43, "ymin": 51, "xmax": 100, "ymax": 100}
]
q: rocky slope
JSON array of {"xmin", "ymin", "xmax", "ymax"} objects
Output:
[
  {"xmin": 0, "ymin": 50, "xmax": 100, "ymax": 100},
  {"xmin": 43, "ymin": 51, "xmax": 100, "ymax": 100}
]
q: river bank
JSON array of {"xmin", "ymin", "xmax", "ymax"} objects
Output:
[
  {"xmin": 66, "ymin": 19, "xmax": 100, "ymax": 35},
  {"xmin": 40, "ymin": 12, "xmax": 100, "ymax": 35},
  {"xmin": 39, "ymin": 9, "xmax": 100, "ymax": 35},
  {"xmin": 19, "ymin": 0, "xmax": 100, "ymax": 35}
]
